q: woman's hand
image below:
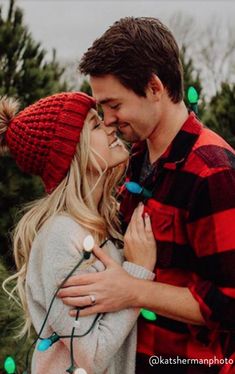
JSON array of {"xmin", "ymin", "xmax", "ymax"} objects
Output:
[{"xmin": 124, "ymin": 203, "xmax": 157, "ymax": 271}]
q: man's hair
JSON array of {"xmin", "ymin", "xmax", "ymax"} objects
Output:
[{"xmin": 79, "ymin": 17, "xmax": 184, "ymax": 103}]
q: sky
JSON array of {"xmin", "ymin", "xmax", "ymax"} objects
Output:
[
  {"xmin": 1, "ymin": 0, "xmax": 234, "ymax": 62},
  {"xmin": 1, "ymin": 0, "xmax": 235, "ymax": 95}
]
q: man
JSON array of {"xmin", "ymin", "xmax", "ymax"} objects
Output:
[{"xmin": 58, "ymin": 17, "xmax": 235, "ymax": 373}]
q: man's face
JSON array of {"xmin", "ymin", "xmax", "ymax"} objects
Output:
[{"xmin": 90, "ymin": 74, "xmax": 159, "ymax": 143}]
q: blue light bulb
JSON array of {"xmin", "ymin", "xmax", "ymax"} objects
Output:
[
  {"xmin": 125, "ymin": 181, "xmax": 152, "ymax": 198},
  {"xmin": 125, "ymin": 181, "xmax": 143, "ymax": 194},
  {"xmin": 37, "ymin": 333, "xmax": 60, "ymax": 352},
  {"xmin": 37, "ymin": 338, "xmax": 52, "ymax": 351}
]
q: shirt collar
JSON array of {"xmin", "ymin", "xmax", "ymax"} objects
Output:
[{"xmin": 131, "ymin": 111, "xmax": 203, "ymax": 174}]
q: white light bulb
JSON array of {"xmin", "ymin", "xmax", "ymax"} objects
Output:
[
  {"xmin": 73, "ymin": 368, "xmax": 88, "ymax": 374},
  {"xmin": 73, "ymin": 320, "xmax": 81, "ymax": 329},
  {"xmin": 83, "ymin": 235, "xmax": 94, "ymax": 252}
]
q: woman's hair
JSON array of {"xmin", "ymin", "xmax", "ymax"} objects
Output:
[
  {"xmin": 0, "ymin": 96, "xmax": 20, "ymax": 154},
  {"xmin": 1, "ymin": 99, "xmax": 127, "ymax": 337}
]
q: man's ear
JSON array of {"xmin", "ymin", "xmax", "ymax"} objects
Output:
[{"xmin": 146, "ymin": 74, "xmax": 164, "ymax": 101}]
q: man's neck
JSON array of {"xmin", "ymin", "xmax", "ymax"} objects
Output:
[{"xmin": 147, "ymin": 101, "xmax": 189, "ymax": 164}]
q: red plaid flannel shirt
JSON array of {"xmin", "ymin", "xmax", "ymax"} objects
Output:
[{"xmin": 120, "ymin": 112, "xmax": 235, "ymax": 374}]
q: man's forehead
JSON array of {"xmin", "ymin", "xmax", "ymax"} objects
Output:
[
  {"xmin": 97, "ymin": 97, "xmax": 117, "ymax": 105},
  {"xmin": 90, "ymin": 75, "xmax": 124, "ymax": 102}
]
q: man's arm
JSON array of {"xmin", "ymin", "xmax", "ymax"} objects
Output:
[
  {"xmin": 58, "ymin": 203, "xmax": 205, "ymax": 325},
  {"xmin": 59, "ymin": 165, "xmax": 235, "ymax": 330},
  {"xmin": 58, "ymin": 246, "xmax": 205, "ymax": 325}
]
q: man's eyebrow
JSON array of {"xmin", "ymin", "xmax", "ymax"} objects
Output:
[{"xmin": 98, "ymin": 98, "xmax": 116, "ymax": 105}]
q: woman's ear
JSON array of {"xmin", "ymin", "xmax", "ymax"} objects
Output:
[{"xmin": 146, "ymin": 74, "xmax": 164, "ymax": 101}]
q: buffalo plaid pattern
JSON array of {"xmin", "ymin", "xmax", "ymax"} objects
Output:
[{"xmin": 120, "ymin": 112, "xmax": 235, "ymax": 374}]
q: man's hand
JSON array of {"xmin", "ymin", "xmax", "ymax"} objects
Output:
[{"xmin": 57, "ymin": 245, "xmax": 138, "ymax": 317}]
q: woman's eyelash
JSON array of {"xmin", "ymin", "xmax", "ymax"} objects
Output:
[{"xmin": 94, "ymin": 123, "xmax": 101, "ymax": 129}]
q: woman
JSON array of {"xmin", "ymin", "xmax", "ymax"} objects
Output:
[{"xmin": 0, "ymin": 92, "xmax": 156, "ymax": 374}]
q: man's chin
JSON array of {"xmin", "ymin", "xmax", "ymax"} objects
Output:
[
  {"xmin": 124, "ymin": 134, "xmax": 141, "ymax": 143},
  {"xmin": 118, "ymin": 131, "xmax": 141, "ymax": 143}
]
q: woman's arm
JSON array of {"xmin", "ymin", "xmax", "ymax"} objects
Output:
[{"xmin": 38, "ymin": 215, "xmax": 154, "ymax": 373}]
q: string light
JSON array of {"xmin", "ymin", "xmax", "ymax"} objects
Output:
[
  {"xmin": 73, "ymin": 368, "xmax": 88, "ymax": 374},
  {"xmin": 37, "ymin": 333, "xmax": 60, "ymax": 351},
  {"xmin": 73, "ymin": 320, "xmax": 81, "ymax": 329},
  {"xmin": 83, "ymin": 235, "xmax": 95, "ymax": 259},
  {"xmin": 66, "ymin": 365, "xmax": 76, "ymax": 373},
  {"xmin": 125, "ymin": 181, "xmax": 152, "ymax": 198},
  {"xmin": 187, "ymin": 86, "xmax": 199, "ymax": 115},
  {"xmin": 3, "ymin": 356, "xmax": 16, "ymax": 374},
  {"xmin": 187, "ymin": 86, "xmax": 199, "ymax": 104},
  {"xmin": 66, "ymin": 366, "xmax": 88, "ymax": 374},
  {"xmin": 2, "ymin": 237, "xmax": 107, "ymax": 373},
  {"xmin": 141, "ymin": 308, "xmax": 157, "ymax": 321},
  {"xmin": 37, "ymin": 338, "xmax": 51, "ymax": 352}
]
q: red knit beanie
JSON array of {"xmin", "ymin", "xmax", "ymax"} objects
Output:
[{"xmin": 5, "ymin": 92, "xmax": 96, "ymax": 193}]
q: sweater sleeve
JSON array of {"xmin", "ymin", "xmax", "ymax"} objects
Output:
[
  {"xmin": 186, "ymin": 168, "xmax": 235, "ymax": 332},
  {"xmin": 39, "ymin": 216, "xmax": 153, "ymax": 374}
]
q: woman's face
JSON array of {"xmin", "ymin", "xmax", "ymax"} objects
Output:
[{"xmin": 87, "ymin": 111, "xmax": 129, "ymax": 171}]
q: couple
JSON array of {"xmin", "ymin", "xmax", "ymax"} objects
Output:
[{"xmin": 2, "ymin": 17, "xmax": 235, "ymax": 374}]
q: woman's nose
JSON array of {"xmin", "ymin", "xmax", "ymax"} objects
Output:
[{"xmin": 104, "ymin": 124, "xmax": 117, "ymax": 136}]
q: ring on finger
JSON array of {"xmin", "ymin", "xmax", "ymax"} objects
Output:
[{"xmin": 89, "ymin": 294, "xmax": 96, "ymax": 305}]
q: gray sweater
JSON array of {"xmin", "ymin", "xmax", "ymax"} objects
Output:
[{"xmin": 26, "ymin": 215, "xmax": 155, "ymax": 374}]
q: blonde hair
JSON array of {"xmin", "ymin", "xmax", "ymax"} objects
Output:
[{"xmin": 1, "ymin": 100, "xmax": 127, "ymax": 337}]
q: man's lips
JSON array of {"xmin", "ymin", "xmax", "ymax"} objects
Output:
[{"xmin": 118, "ymin": 123, "xmax": 129, "ymax": 131}]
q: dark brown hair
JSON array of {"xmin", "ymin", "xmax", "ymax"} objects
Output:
[{"xmin": 79, "ymin": 17, "xmax": 184, "ymax": 103}]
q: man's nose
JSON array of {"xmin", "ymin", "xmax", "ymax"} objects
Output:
[{"xmin": 103, "ymin": 110, "xmax": 118, "ymax": 128}]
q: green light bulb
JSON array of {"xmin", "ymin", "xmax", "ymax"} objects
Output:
[
  {"xmin": 187, "ymin": 86, "xmax": 199, "ymax": 104},
  {"xmin": 4, "ymin": 356, "xmax": 16, "ymax": 374},
  {"xmin": 141, "ymin": 308, "xmax": 157, "ymax": 321}
]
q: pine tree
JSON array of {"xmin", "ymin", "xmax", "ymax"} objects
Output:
[
  {"xmin": 0, "ymin": 1, "xmax": 70, "ymax": 369},
  {"xmin": 203, "ymin": 82, "xmax": 235, "ymax": 147},
  {"xmin": 0, "ymin": 260, "xmax": 34, "ymax": 374},
  {"xmin": 0, "ymin": 0, "xmax": 69, "ymax": 265},
  {"xmin": 80, "ymin": 79, "xmax": 92, "ymax": 96},
  {"xmin": 0, "ymin": 0, "xmax": 67, "ymax": 106}
]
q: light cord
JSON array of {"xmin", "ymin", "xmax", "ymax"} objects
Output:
[{"xmin": 24, "ymin": 238, "xmax": 109, "ymax": 373}]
